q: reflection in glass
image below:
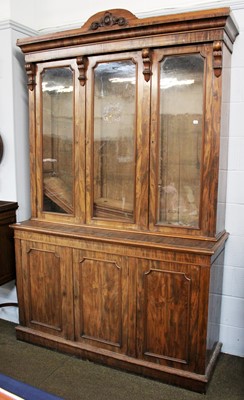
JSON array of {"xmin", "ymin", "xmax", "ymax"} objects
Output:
[
  {"xmin": 42, "ymin": 67, "xmax": 74, "ymax": 214},
  {"xmin": 93, "ymin": 61, "xmax": 136, "ymax": 221},
  {"xmin": 158, "ymin": 54, "xmax": 204, "ymax": 227}
]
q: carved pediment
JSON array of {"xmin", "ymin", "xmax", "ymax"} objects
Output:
[{"xmin": 82, "ymin": 9, "xmax": 138, "ymax": 32}]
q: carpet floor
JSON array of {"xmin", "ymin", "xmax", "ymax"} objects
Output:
[{"xmin": 0, "ymin": 319, "xmax": 243, "ymax": 400}]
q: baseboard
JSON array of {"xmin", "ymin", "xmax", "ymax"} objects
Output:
[{"xmin": 16, "ymin": 326, "xmax": 222, "ymax": 393}]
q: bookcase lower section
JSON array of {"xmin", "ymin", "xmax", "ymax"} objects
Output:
[
  {"xmin": 16, "ymin": 326, "xmax": 222, "ymax": 393},
  {"xmin": 13, "ymin": 222, "xmax": 227, "ymax": 393}
]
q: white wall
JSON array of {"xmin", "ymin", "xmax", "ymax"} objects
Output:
[
  {"xmin": 0, "ymin": 24, "xmax": 16, "ymax": 201},
  {"xmin": 0, "ymin": 20, "xmax": 36, "ymax": 221},
  {"xmin": 0, "ymin": 0, "xmax": 243, "ymax": 357},
  {"xmin": 2, "ymin": 0, "xmax": 244, "ymax": 31}
]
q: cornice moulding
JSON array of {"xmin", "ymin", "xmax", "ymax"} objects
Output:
[{"xmin": 0, "ymin": 19, "xmax": 38, "ymax": 36}]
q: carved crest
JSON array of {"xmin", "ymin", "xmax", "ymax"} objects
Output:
[{"xmin": 89, "ymin": 11, "xmax": 128, "ymax": 31}]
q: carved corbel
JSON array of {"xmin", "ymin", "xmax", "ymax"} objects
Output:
[
  {"xmin": 213, "ymin": 41, "xmax": 223, "ymax": 78},
  {"xmin": 25, "ymin": 63, "xmax": 36, "ymax": 91},
  {"xmin": 142, "ymin": 48, "xmax": 152, "ymax": 82},
  {"xmin": 77, "ymin": 56, "xmax": 88, "ymax": 86}
]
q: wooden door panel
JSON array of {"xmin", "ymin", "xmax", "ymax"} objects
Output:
[
  {"xmin": 21, "ymin": 241, "xmax": 73, "ymax": 339},
  {"xmin": 80, "ymin": 258, "xmax": 122, "ymax": 345},
  {"xmin": 143, "ymin": 269, "xmax": 191, "ymax": 362},
  {"xmin": 73, "ymin": 250, "xmax": 128, "ymax": 353},
  {"xmin": 28, "ymin": 248, "xmax": 62, "ymax": 329},
  {"xmin": 136, "ymin": 259, "xmax": 200, "ymax": 369}
]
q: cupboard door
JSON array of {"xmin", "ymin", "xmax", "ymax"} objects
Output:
[
  {"xmin": 86, "ymin": 51, "xmax": 150, "ymax": 230},
  {"xmin": 20, "ymin": 241, "xmax": 74, "ymax": 339},
  {"xmin": 136, "ymin": 259, "xmax": 200, "ymax": 370},
  {"xmin": 73, "ymin": 249, "xmax": 129, "ymax": 354}
]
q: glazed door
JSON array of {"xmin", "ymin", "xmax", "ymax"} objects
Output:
[
  {"xmin": 149, "ymin": 45, "xmax": 214, "ymax": 237},
  {"xmin": 34, "ymin": 59, "xmax": 85, "ymax": 223},
  {"xmin": 73, "ymin": 249, "xmax": 130, "ymax": 355},
  {"xmin": 136, "ymin": 258, "xmax": 200, "ymax": 372},
  {"xmin": 20, "ymin": 241, "xmax": 74, "ymax": 339},
  {"xmin": 85, "ymin": 51, "xmax": 150, "ymax": 230}
]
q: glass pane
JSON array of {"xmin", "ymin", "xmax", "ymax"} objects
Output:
[
  {"xmin": 158, "ymin": 54, "xmax": 204, "ymax": 227},
  {"xmin": 42, "ymin": 67, "xmax": 74, "ymax": 214},
  {"xmin": 93, "ymin": 61, "xmax": 136, "ymax": 221}
]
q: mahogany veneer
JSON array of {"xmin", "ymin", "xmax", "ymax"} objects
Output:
[{"xmin": 13, "ymin": 8, "xmax": 238, "ymax": 392}]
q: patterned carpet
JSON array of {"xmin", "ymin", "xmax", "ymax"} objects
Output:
[{"xmin": 0, "ymin": 319, "xmax": 243, "ymax": 400}]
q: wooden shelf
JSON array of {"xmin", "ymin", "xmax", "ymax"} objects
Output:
[{"xmin": 44, "ymin": 176, "xmax": 73, "ymax": 214}]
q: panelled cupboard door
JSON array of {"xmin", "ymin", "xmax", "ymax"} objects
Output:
[
  {"xmin": 85, "ymin": 51, "xmax": 150, "ymax": 231},
  {"xmin": 73, "ymin": 249, "xmax": 129, "ymax": 354},
  {"xmin": 136, "ymin": 258, "xmax": 200, "ymax": 371},
  {"xmin": 20, "ymin": 241, "xmax": 74, "ymax": 339}
]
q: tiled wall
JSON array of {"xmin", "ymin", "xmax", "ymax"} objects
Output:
[{"xmin": 219, "ymin": 7, "xmax": 244, "ymax": 357}]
